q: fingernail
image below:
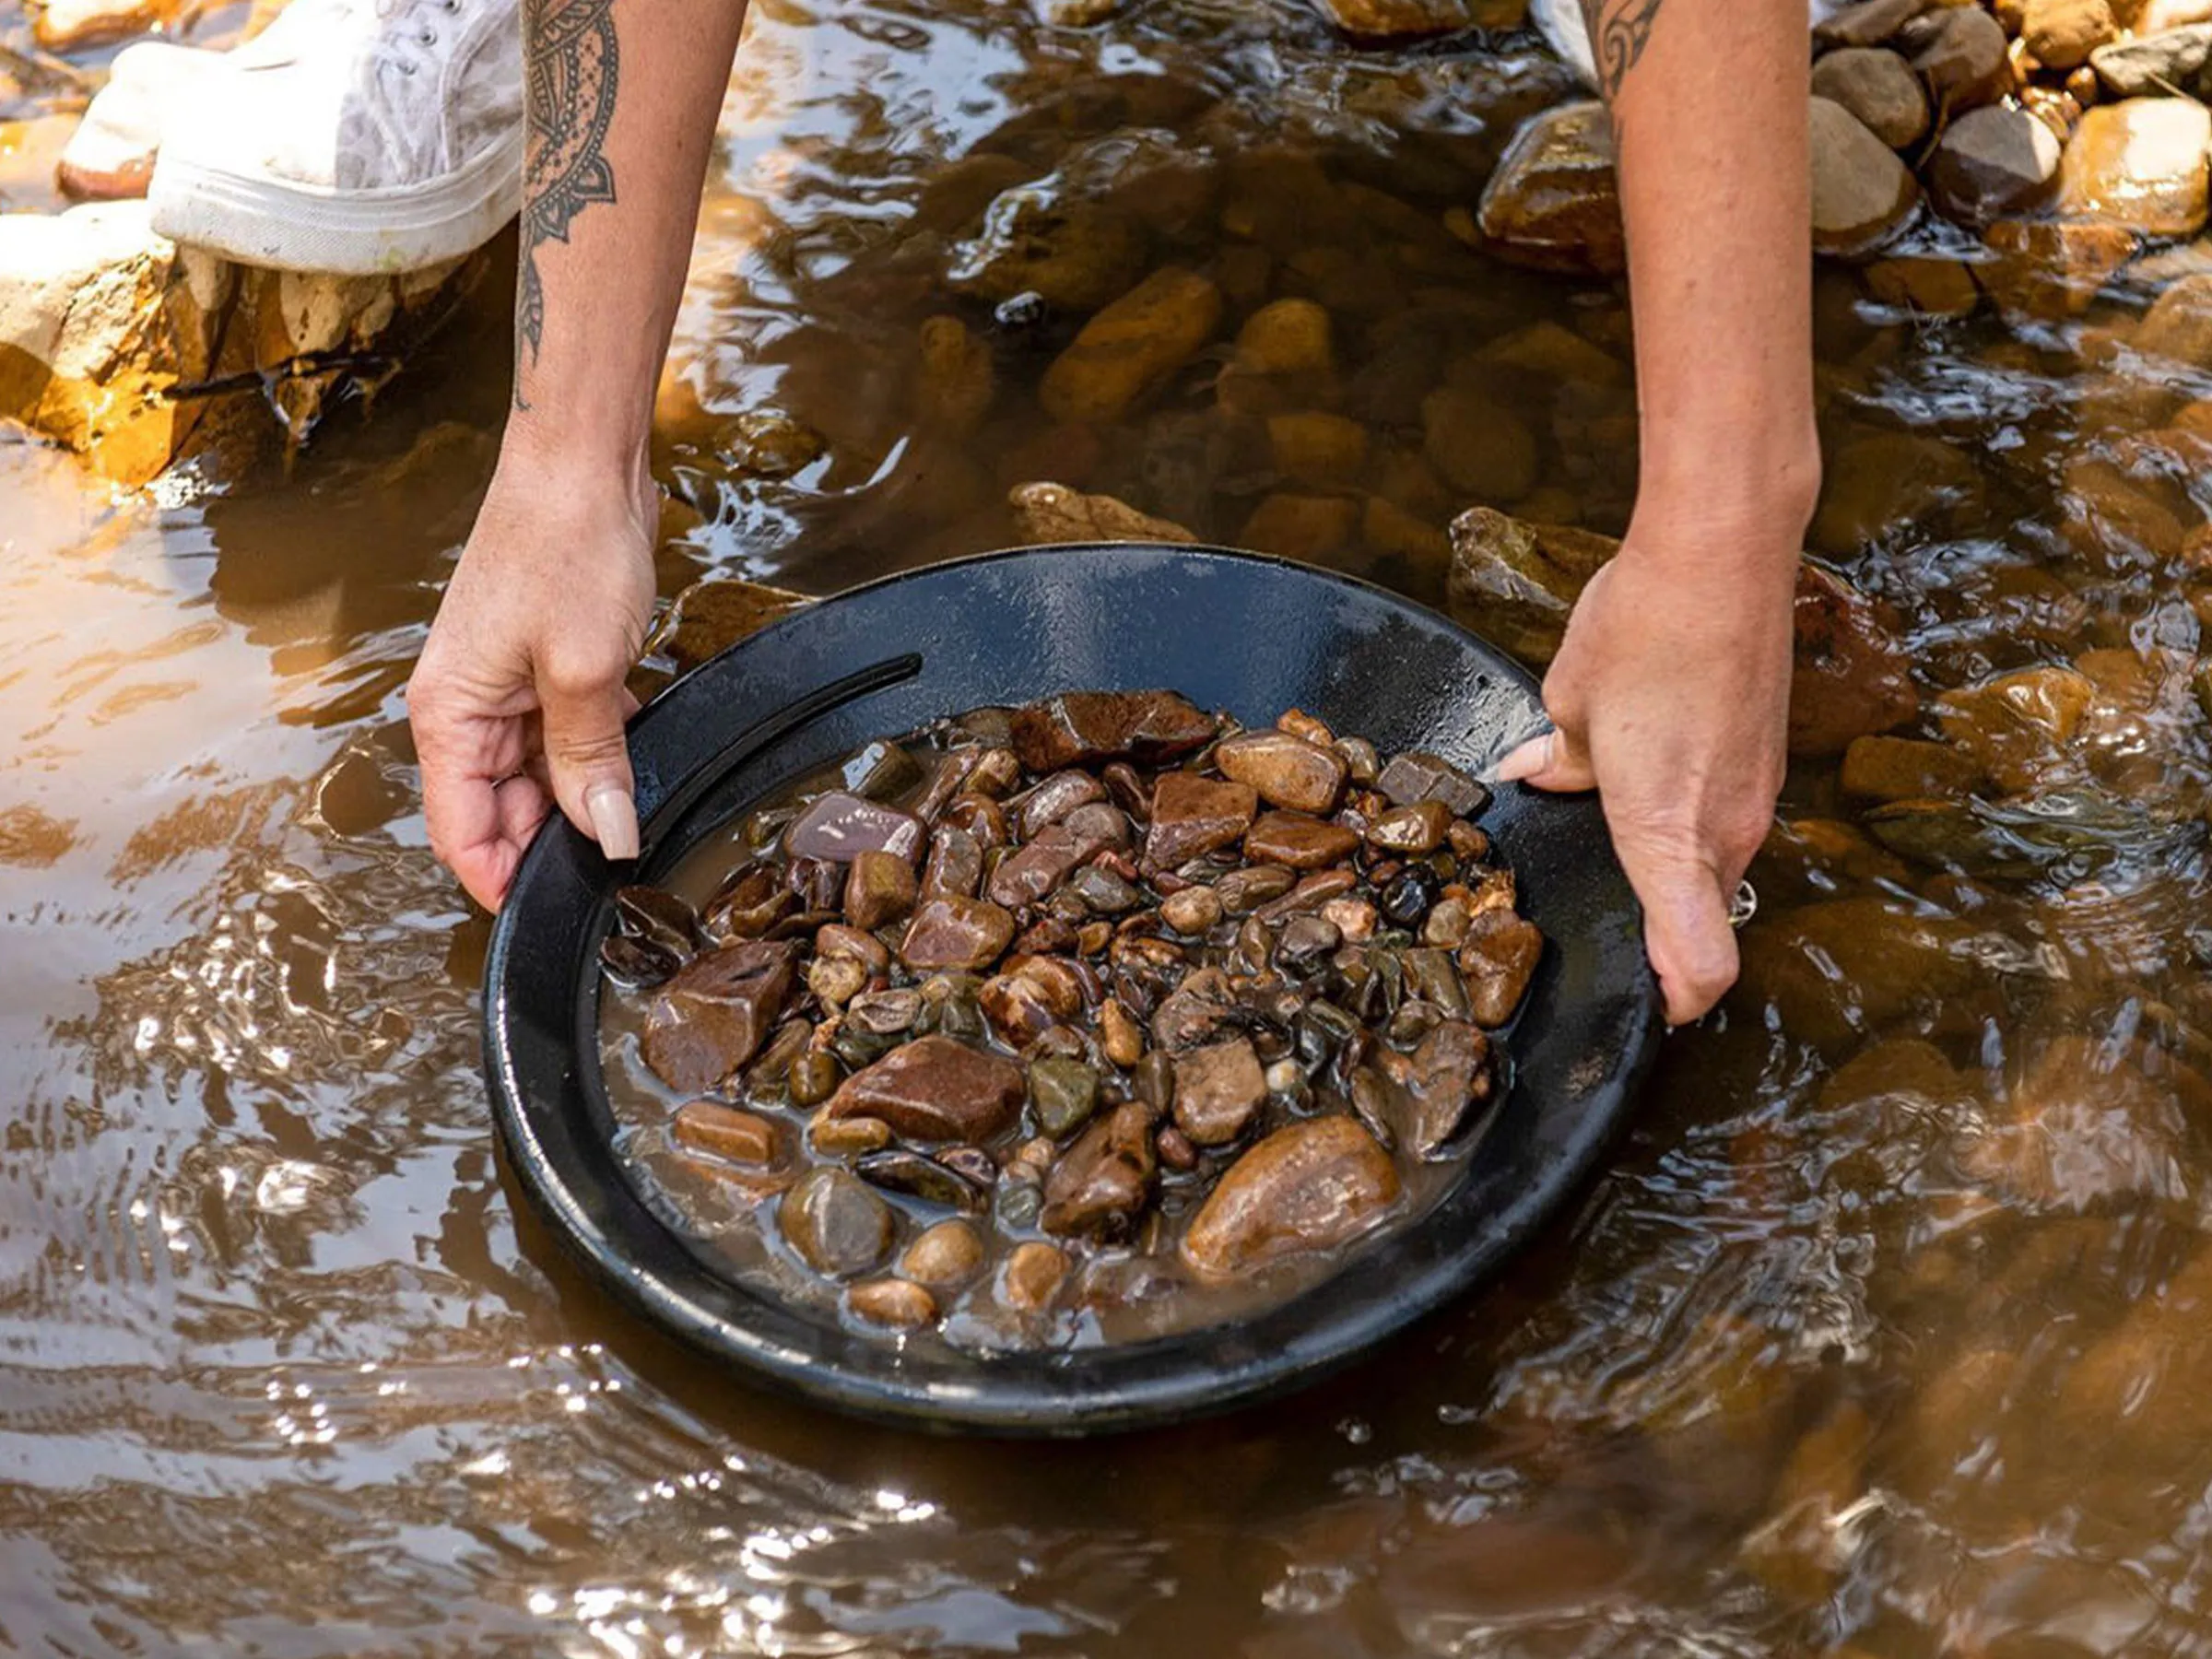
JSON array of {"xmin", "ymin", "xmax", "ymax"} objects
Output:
[
  {"xmin": 586, "ymin": 782, "xmax": 640, "ymax": 862},
  {"xmin": 1494, "ymin": 734, "xmax": 1547, "ymax": 782}
]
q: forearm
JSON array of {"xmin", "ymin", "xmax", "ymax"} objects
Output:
[
  {"xmin": 1588, "ymin": 0, "xmax": 1819, "ymax": 549},
  {"xmin": 508, "ymin": 0, "xmax": 749, "ymax": 471}
]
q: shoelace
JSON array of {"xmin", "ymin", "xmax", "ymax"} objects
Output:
[{"xmin": 368, "ymin": 0, "xmax": 465, "ymax": 77}]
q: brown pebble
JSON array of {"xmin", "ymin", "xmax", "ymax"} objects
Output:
[
  {"xmin": 673, "ymin": 1100, "xmax": 786, "ymax": 1166},
  {"xmin": 1446, "ymin": 820, "xmax": 1489, "ymax": 862},
  {"xmin": 789, "ymin": 1051, "xmax": 842, "ymax": 1107},
  {"xmin": 1156, "ymin": 1124, "xmax": 1198, "ymax": 1171},
  {"xmin": 1321, "ymin": 895, "xmax": 1378, "ymax": 941},
  {"xmin": 1077, "ymin": 920, "xmax": 1114, "ymax": 957},
  {"xmin": 968, "ymin": 748, "xmax": 1022, "ymax": 797},
  {"xmin": 1160, "ymin": 885, "xmax": 1224, "ymax": 935},
  {"xmin": 844, "ymin": 849, "xmax": 918, "ymax": 930},
  {"xmin": 1277, "ymin": 708, "xmax": 1334, "ymax": 747},
  {"xmin": 849, "ymin": 1277, "xmax": 940, "ymax": 1328},
  {"xmin": 1002, "ymin": 1241, "xmax": 1072, "ymax": 1312},
  {"xmin": 1366, "ymin": 800, "xmax": 1453, "ymax": 855},
  {"xmin": 810, "ymin": 1112, "xmax": 893, "ymax": 1156},
  {"xmin": 1100, "ymin": 998, "xmax": 1147, "ymax": 1067},
  {"xmin": 1244, "ymin": 811, "xmax": 1361, "ymax": 869},
  {"xmin": 1421, "ymin": 897, "xmax": 1473, "ymax": 950},
  {"xmin": 901, "ymin": 1219, "xmax": 986, "ymax": 1288}
]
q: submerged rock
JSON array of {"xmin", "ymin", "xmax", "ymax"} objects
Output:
[
  {"xmin": 779, "ymin": 1168, "xmax": 894, "ymax": 1277},
  {"xmin": 1790, "ymin": 561, "xmax": 1920, "ymax": 756},
  {"xmin": 784, "ymin": 793, "xmax": 925, "ymax": 864},
  {"xmin": 1007, "ymin": 481, "xmax": 1197, "ymax": 546},
  {"xmin": 1310, "ymin": 0, "xmax": 1523, "ymax": 36},
  {"xmin": 1041, "ymin": 1101, "xmax": 1159, "ymax": 1237},
  {"xmin": 1459, "ymin": 910, "xmax": 1543, "ymax": 1028},
  {"xmin": 1901, "ymin": 6, "xmax": 2011, "ymax": 111},
  {"xmin": 1172, "ymin": 1035, "xmax": 1267, "ymax": 1146},
  {"xmin": 1182, "ymin": 1115, "xmax": 1400, "ymax": 1278},
  {"xmin": 1977, "ymin": 218, "xmax": 2138, "ymax": 320},
  {"xmin": 824, "ymin": 1033, "xmax": 1026, "ymax": 1143},
  {"xmin": 1039, "ymin": 265, "xmax": 1224, "ymax": 424},
  {"xmin": 1475, "ymin": 100, "xmax": 1625, "ymax": 277},
  {"xmin": 947, "ymin": 191, "xmax": 1147, "ymax": 312},
  {"xmin": 642, "ymin": 942, "xmax": 801, "ymax": 1093}
]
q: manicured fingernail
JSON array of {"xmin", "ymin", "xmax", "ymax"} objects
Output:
[
  {"xmin": 586, "ymin": 782, "xmax": 640, "ymax": 861},
  {"xmin": 1494, "ymin": 734, "xmax": 1547, "ymax": 782}
]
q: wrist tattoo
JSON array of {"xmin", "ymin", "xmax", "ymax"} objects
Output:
[
  {"xmin": 1580, "ymin": 0, "xmax": 1665, "ymax": 100},
  {"xmin": 518, "ymin": 0, "xmax": 620, "ymax": 400}
]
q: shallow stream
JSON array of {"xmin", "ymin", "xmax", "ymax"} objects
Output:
[{"xmin": 11, "ymin": 0, "xmax": 2212, "ymax": 1653}]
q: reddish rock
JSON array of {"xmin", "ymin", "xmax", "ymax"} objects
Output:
[
  {"xmin": 1041, "ymin": 1101, "xmax": 1159, "ymax": 1237},
  {"xmin": 825, "ymin": 1034, "xmax": 1026, "ymax": 1143},
  {"xmin": 1143, "ymin": 771, "xmax": 1259, "ymax": 870},
  {"xmin": 1244, "ymin": 811, "xmax": 1360, "ymax": 870},
  {"xmin": 1182, "ymin": 1116, "xmax": 1401, "ymax": 1278},
  {"xmin": 784, "ymin": 792, "xmax": 924, "ymax": 863},
  {"xmin": 1458, "ymin": 910, "xmax": 1544, "ymax": 1028},
  {"xmin": 641, "ymin": 941, "xmax": 801, "ymax": 1093},
  {"xmin": 1010, "ymin": 688, "xmax": 1218, "ymax": 772},
  {"xmin": 899, "ymin": 895, "xmax": 1017, "ymax": 971}
]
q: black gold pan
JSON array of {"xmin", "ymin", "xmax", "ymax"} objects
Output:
[{"xmin": 484, "ymin": 543, "xmax": 1663, "ymax": 1435}]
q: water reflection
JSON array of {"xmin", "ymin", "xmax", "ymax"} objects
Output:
[{"xmin": 11, "ymin": 0, "xmax": 2212, "ymax": 1652}]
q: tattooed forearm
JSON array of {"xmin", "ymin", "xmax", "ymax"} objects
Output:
[
  {"xmin": 517, "ymin": 0, "xmax": 620, "ymax": 391},
  {"xmin": 1580, "ymin": 0, "xmax": 1665, "ymax": 100}
]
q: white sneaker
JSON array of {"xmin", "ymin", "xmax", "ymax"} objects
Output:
[
  {"xmin": 59, "ymin": 41, "xmax": 224, "ymax": 202},
  {"xmin": 147, "ymin": 0, "xmax": 522, "ymax": 274}
]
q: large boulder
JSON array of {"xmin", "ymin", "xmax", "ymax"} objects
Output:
[
  {"xmin": 2058, "ymin": 97, "xmax": 2212, "ymax": 238},
  {"xmin": 1475, "ymin": 101, "xmax": 1624, "ymax": 278},
  {"xmin": 1809, "ymin": 97, "xmax": 1921, "ymax": 257}
]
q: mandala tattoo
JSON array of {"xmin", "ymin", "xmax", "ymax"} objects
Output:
[
  {"xmin": 518, "ymin": 0, "xmax": 619, "ymax": 384},
  {"xmin": 1580, "ymin": 0, "xmax": 1665, "ymax": 100}
]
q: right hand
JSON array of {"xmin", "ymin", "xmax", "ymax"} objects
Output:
[{"xmin": 408, "ymin": 450, "xmax": 658, "ymax": 912}]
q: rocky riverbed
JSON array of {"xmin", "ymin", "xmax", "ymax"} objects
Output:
[{"xmin": 601, "ymin": 694, "xmax": 1535, "ymax": 1347}]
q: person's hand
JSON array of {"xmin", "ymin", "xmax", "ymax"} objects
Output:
[
  {"xmin": 408, "ymin": 450, "xmax": 658, "ymax": 912},
  {"xmin": 1496, "ymin": 510, "xmax": 1799, "ymax": 1026}
]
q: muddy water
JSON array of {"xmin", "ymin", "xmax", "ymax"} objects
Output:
[{"xmin": 11, "ymin": 0, "xmax": 2212, "ymax": 1653}]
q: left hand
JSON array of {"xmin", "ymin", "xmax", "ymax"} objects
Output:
[{"xmin": 1496, "ymin": 509, "xmax": 1798, "ymax": 1026}]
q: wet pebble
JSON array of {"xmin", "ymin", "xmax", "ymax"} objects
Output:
[
  {"xmin": 1214, "ymin": 729, "xmax": 1348, "ymax": 815},
  {"xmin": 1172, "ymin": 1035, "xmax": 1267, "ymax": 1146},
  {"xmin": 826, "ymin": 1033, "xmax": 1027, "ymax": 1142},
  {"xmin": 1001, "ymin": 1241, "xmax": 1071, "ymax": 1312},
  {"xmin": 1182, "ymin": 1116, "xmax": 1400, "ymax": 1278},
  {"xmin": 1244, "ymin": 811, "xmax": 1360, "ymax": 869},
  {"xmin": 901, "ymin": 1218, "xmax": 985, "ymax": 1288},
  {"xmin": 849, "ymin": 1277, "xmax": 939, "ymax": 1328},
  {"xmin": 1030, "ymin": 1054, "xmax": 1102, "ymax": 1137},
  {"xmin": 900, "ymin": 895, "xmax": 1017, "ymax": 971},
  {"xmin": 1160, "ymin": 885, "xmax": 1224, "ymax": 935},
  {"xmin": 780, "ymin": 1168, "xmax": 895, "ymax": 1277},
  {"xmin": 844, "ymin": 850, "xmax": 918, "ymax": 930},
  {"xmin": 673, "ymin": 1100, "xmax": 786, "ymax": 1168}
]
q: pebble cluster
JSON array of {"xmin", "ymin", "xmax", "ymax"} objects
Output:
[{"xmin": 599, "ymin": 691, "xmax": 1541, "ymax": 1345}]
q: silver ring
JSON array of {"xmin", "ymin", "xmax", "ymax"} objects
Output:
[{"xmin": 1727, "ymin": 880, "xmax": 1758, "ymax": 930}]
